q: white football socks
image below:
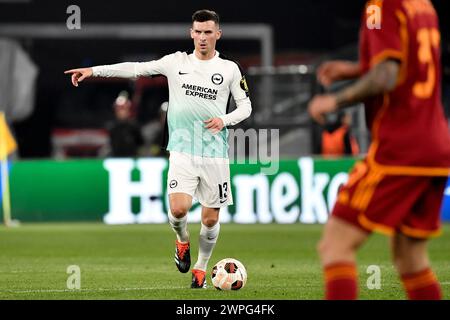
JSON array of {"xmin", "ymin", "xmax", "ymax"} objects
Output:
[
  {"xmin": 168, "ymin": 211, "xmax": 189, "ymax": 243},
  {"xmin": 194, "ymin": 222, "xmax": 221, "ymax": 272}
]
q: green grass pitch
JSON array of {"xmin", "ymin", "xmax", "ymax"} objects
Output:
[{"xmin": 0, "ymin": 223, "xmax": 449, "ymax": 300}]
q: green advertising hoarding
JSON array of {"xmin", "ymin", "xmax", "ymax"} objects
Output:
[{"xmin": 3, "ymin": 157, "xmax": 357, "ymax": 223}]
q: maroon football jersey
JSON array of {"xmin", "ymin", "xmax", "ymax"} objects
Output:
[{"xmin": 359, "ymin": 0, "xmax": 450, "ymax": 175}]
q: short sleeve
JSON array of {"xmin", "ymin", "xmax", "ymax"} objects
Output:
[{"xmin": 362, "ymin": 0, "xmax": 405, "ymax": 67}]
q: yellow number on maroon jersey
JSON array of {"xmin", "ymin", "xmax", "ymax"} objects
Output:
[{"xmin": 413, "ymin": 28, "xmax": 440, "ymax": 99}]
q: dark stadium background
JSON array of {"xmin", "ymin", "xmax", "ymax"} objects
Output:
[{"xmin": 0, "ymin": 0, "xmax": 449, "ymax": 158}]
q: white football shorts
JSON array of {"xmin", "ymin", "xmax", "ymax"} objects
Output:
[{"xmin": 167, "ymin": 151, "xmax": 233, "ymax": 208}]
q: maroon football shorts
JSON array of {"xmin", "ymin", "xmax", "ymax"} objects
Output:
[{"xmin": 331, "ymin": 161, "xmax": 447, "ymax": 239}]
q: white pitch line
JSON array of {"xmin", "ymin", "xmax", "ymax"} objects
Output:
[
  {"xmin": 0, "ymin": 286, "xmax": 186, "ymax": 294},
  {"xmin": 3, "ymin": 282, "xmax": 449, "ymax": 294}
]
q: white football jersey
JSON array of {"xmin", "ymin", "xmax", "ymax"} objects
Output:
[{"xmin": 92, "ymin": 50, "xmax": 252, "ymax": 158}]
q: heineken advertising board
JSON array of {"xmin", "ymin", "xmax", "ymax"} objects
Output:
[{"xmin": 3, "ymin": 157, "xmax": 358, "ymax": 224}]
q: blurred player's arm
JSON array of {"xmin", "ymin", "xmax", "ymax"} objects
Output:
[
  {"xmin": 317, "ymin": 60, "xmax": 362, "ymax": 87},
  {"xmin": 308, "ymin": 59, "xmax": 399, "ymax": 124},
  {"xmin": 336, "ymin": 59, "xmax": 399, "ymax": 107}
]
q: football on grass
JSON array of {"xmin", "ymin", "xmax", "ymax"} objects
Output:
[{"xmin": 211, "ymin": 258, "xmax": 247, "ymax": 290}]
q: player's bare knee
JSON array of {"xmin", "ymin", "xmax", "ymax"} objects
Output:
[
  {"xmin": 170, "ymin": 206, "xmax": 189, "ymax": 219},
  {"xmin": 317, "ymin": 238, "xmax": 334, "ymax": 259},
  {"xmin": 392, "ymin": 235, "xmax": 429, "ymax": 273},
  {"xmin": 393, "ymin": 253, "xmax": 429, "ymax": 274},
  {"xmin": 393, "ymin": 257, "xmax": 416, "ymax": 275},
  {"xmin": 202, "ymin": 217, "xmax": 218, "ymax": 227},
  {"xmin": 318, "ymin": 237, "xmax": 356, "ymax": 262}
]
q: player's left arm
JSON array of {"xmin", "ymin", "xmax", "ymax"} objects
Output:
[
  {"xmin": 308, "ymin": 59, "xmax": 400, "ymax": 124},
  {"xmin": 309, "ymin": 2, "xmax": 405, "ymax": 124},
  {"xmin": 336, "ymin": 58, "xmax": 399, "ymax": 106},
  {"xmin": 205, "ymin": 65, "xmax": 252, "ymax": 133}
]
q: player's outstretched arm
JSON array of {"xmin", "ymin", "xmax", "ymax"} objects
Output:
[
  {"xmin": 317, "ymin": 60, "xmax": 361, "ymax": 87},
  {"xmin": 65, "ymin": 59, "xmax": 168, "ymax": 86},
  {"xmin": 64, "ymin": 68, "xmax": 93, "ymax": 87}
]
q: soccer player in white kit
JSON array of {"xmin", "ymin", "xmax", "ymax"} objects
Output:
[{"xmin": 65, "ymin": 10, "xmax": 252, "ymax": 288}]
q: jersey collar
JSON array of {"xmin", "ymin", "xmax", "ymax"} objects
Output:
[{"xmin": 192, "ymin": 50, "xmax": 219, "ymax": 63}]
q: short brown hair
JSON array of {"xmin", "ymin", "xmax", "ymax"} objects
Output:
[{"xmin": 192, "ymin": 9, "xmax": 220, "ymax": 25}]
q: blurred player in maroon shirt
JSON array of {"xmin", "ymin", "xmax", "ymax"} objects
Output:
[{"xmin": 308, "ymin": 0, "xmax": 450, "ymax": 300}]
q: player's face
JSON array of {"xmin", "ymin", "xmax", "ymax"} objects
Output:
[{"xmin": 191, "ymin": 21, "xmax": 222, "ymax": 57}]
